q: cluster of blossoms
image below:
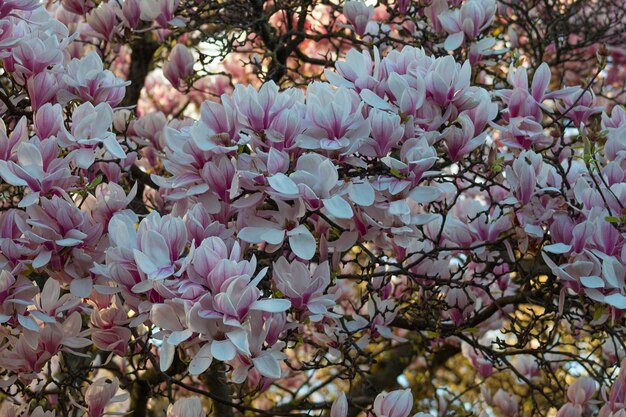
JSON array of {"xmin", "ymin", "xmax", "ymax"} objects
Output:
[{"xmin": 1, "ymin": 0, "xmax": 626, "ymax": 416}]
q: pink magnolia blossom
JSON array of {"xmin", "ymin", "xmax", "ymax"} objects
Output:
[
  {"xmin": 438, "ymin": 0, "xmax": 497, "ymax": 50},
  {"xmin": 331, "ymin": 393, "xmax": 348, "ymax": 417},
  {"xmin": 63, "ymin": 52, "xmax": 129, "ymax": 107},
  {"xmin": 297, "ymin": 83, "xmax": 369, "ymax": 155},
  {"xmin": 343, "ymin": 1, "xmax": 374, "ymax": 36},
  {"xmin": 373, "ymin": 389, "xmax": 413, "ymax": 417},
  {"xmin": 167, "ymin": 397, "xmax": 206, "ymax": 417},
  {"xmin": 27, "ymin": 71, "xmax": 59, "ymax": 110},
  {"xmin": 139, "ymin": 0, "xmax": 181, "ymax": 27},
  {"xmin": 492, "ymin": 389, "xmax": 519, "ymax": 417},
  {"xmin": 57, "ymin": 102, "xmax": 126, "ymax": 168},
  {"xmin": 505, "ymin": 150, "xmax": 543, "ymax": 205},
  {"xmin": 567, "ymin": 376, "xmax": 597, "ymax": 406},
  {"xmin": 557, "ymin": 403, "xmax": 582, "ymax": 417},
  {"xmin": 87, "ymin": 2, "xmax": 119, "ymax": 40},
  {"xmin": 84, "ymin": 377, "xmax": 128, "ymax": 417},
  {"xmin": 272, "ymin": 257, "xmax": 335, "ymax": 321},
  {"xmin": 164, "ymin": 44, "xmax": 195, "ymax": 89},
  {"xmin": 61, "ymin": 0, "xmax": 95, "ymax": 15},
  {"xmin": 556, "ymin": 88, "xmax": 603, "ymax": 128},
  {"xmin": 0, "ymin": 138, "xmax": 76, "ymax": 207}
]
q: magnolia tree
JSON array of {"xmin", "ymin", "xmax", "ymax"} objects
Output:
[{"xmin": 2, "ymin": 0, "xmax": 626, "ymax": 416}]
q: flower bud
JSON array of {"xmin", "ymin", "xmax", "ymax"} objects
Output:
[{"xmin": 164, "ymin": 44, "xmax": 194, "ymax": 89}]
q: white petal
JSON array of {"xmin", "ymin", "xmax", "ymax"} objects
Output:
[
  {"xmin": 603, "ymin": 257, "xmax": 625, "ymax": 288},
  {"xmin": 70, "ymin": 277, "xmax": 92, "ymax": 298},
  {"xmin": 18, "ymin": 315, "xmax": 40, "ymax": 332},
  {"xmin": 17, "ymin": 142, "xmax": 43, "ymax": 172},
  {"xmin": 32, "ymin": 250, "xmax": 52, "ymax": 269},
  {"xmin": 250, "ymin": 298, "xmax": 291, "ymax": 313},
  {"xmin": 580, "ymin": 276, "xmax": 604, "ymax": 289},
  {"xmin": 239, "ymin": 226, "xmax": 285, "ymax": 245},
  {"xmin": 131, "ymin": 279, "xmax": 154, "ymax": 293},
  {"xmin": 349, "ymin": 181, "xmax": 375, "ymax": 206},
  {"xmin": 72, "ymin": 148, "xmax": 96, "ymax": 169},
  {"xmin": 211, "ymin": 340, "xmax": 237, "ymax": 361},
  {"xmin": 151, "ymin": 304, "xmax": 183, "ymax": 331},
  {"xmin": 142, "ymin": 230, "xmax": 172, "ymax": 269},
  {"xmin": 189, "ymin": 344, "xmax": 213, "ymax": 375},
  {"xmin": 268, "ymin": 173, "xmax": 300, "ymax": 197},
  {"xmin": 444, "ymin": 31, "xmax": 465, "ymax": 51},
  {"xmin": 30, "ymin": 310, "xmax": 55, "ymax": 324},
  {"xmin": 543, "ymin": 243, "xmax": 571, "ymax": 254},
  {"xmin": 252, "ymin": 354, "xmax": 281, "ymax": 379},
  {"xmin": 331, "ymin": 393, "xmax": 348, "ymax": 417},
  {"xmin": 0, "ymin": 161, "xmax": 27, "ymax": 186},
  {"xmin": 408, "ymin": 186, "xmax": 441, "ymax": 203},
  {"xmin": 605, "ymin": 293, "xmax": 626, "ymax": 309},
  {"xmin": 41, "ymin": 278, "xmax": 60, "ymax": 312},
  {"xmin": 159, "ymin": 338, "xmax": 175, "ymax": 372},
  {"xmin": 226, "ymin": 330, "xmax": 251, "ymax": 356},
  {"xmin": 18, "ymin": 191, "xmax": 40, "ymax": 208},
  {"xmin": 168, "ymin": 329, "xmax": 193, "ymax": 345},
  {"xmin": 287, "ymin": 225, "xmax": 316, "ymax": 260},
  {"xmin": 133, "ymin": 249, "xmax": 158, "ymax": 277},
  {"xmin": 260, "ymin": 228, "xmax": 287, "ymax": 245},
  {"xmin": 102, "ymin": 136, "xmax": 126, "ymax": 159},
  {"xmin": 323, "ymin": 195, "xmax": 353, "ymax": 219},
  {"xmin": 360, "ymin": 89, "xmax": 394, "ymax": 111},
  {"xmin": 56, "ymin": 237, "xmax": 83, "ymax": 247}
]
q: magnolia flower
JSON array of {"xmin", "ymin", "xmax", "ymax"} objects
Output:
[
  {"xmin": 11, "ymin": 32, "xmax": 66, "ymax": 81},
  {"xmin": 186, "ymin": 237, "xmax": 252, "ymax": 293},
  {"xmin": 89, "ymin": 295, "xmax": 131, "ymax": 354},
  {"xmin": 330, "ymin": 393, "xmax": 348, "ymax": 417},
  {"xmin": 556, "ymin": 403, "xmax": 582, "ymax": 417},
  {"xmin": 238, "ymin": 200, "xmax": 317, "ymax": 260},
  {"xmin": 556, "ymin": 88, "xmax": 603, "ymax": 127},
  {"xmin": 132, "ymin": 213, "xmax": 187, "ymax": 289},
  {"xmin": 189, "ymin": 101, "xmax": 238, "ymax": 153},
  {"xmin": 325, "ymin": 48, "xmax": 379, "ymax": 93},
  {"xmin": 87, "ymin": 2, "xmax": 119, "ymax": 40},
  {"xmin": 0, "ymin": 137, "xmax": 75, "ymax": 207},
  {"xmin": 57, "ymin": 102, "xmax": 125, "ymax": 168},
  {"xmin": 373, "ymin": 389, "xmax": 413, "ymax": 417},
  {"xmin": 462, "ymin": 341, "xmax": 493, "ymax": 378},
  {"xmin": 84, "ymin": 377, "xmax": 128, "ymax": 417},
  {"xmin": 272, "ymin": 257, "xmax": 335, "ymax": 321},
  {"xmin": 228, "ymin": 81, "xmax": 301, "ymax": 135},
  {"xmin": 493, "ymin": 389, "xmax": 519, "ymax": 417},
  {"xmin": 63, "ymin": 52, "xmax": 129, "ymax": 107},
  {"xmin": 34, "ymin": 103, "xmax": 63, "ymax": 140},
  {"xmin": 27, "ymin": 71, "xmax": 59, "ymax": 111},
  {"xmin": 567, "ymin": 377, "xmax": 597, "ymax": 405},
  {"xmin": 343, "ymin": 1, "xmax": 374, "ymax": 36},
  {"xmin": 164, "ymin": 44, "xmax": 195, "ymax": 89},
  {"xmin": 121, "ymin": 0, "xmax": 141, "ymax": 27},
  {"xmin": 167, "ymin": 397, "xmax": 206, "ymax": 417},
  {"xmin": 297, "ymin": 83, "xmax": 369, "ymax": 155},
  {"xmin": 439, "ymin": 0, "xmax": 497, "ymax": 50},
  {"xmin": 139, "ymin": 0, "xmax": 181, "ymax": 27},
  {"xmin": 505, "ymin": 150, "xmax": 543, "ymax": 205},
  {"xmin": 61, "ymin": 0, "xmax": 95, "ymax": 14},
  {"xmin": 441, "ymin": 113, "xmax": 486, "ymax": 161}
]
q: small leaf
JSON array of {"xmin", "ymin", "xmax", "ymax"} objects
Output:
[{"xmin": 88, "ymin": 175, "xmax": 103, "ymax": 189}]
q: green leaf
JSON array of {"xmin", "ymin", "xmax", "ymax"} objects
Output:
[
  {"xmin": 463, "ymin": 327, "xmax": 480, "ymax": 333},
  {"xmin": 593, "ymin": 306, "xmax": 606, "ymax": 322},
  {"xmin": 88, "ymin": 175, "xmax": 103, "ymax": 189}
]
